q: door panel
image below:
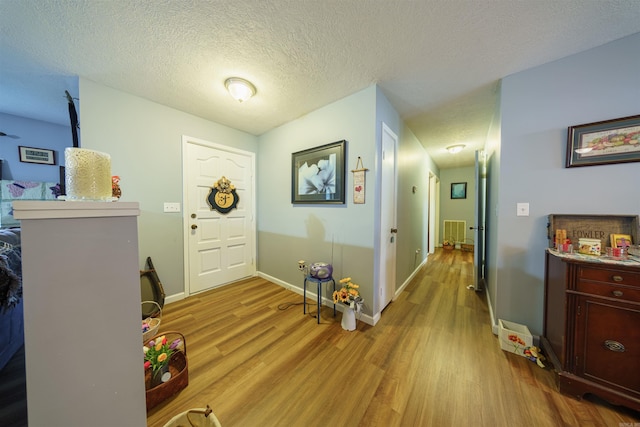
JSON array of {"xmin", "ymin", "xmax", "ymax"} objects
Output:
[
  {"xmin": 379, "ymin": 123, "xmax": 397, "ymax": 313},
  {"xmin": 185, "ymin": 138, "xmax": 255, "ymax": 294},
  {"xmin": 472, "ymin": 150, "xmax": 487, "ymax": 291}
]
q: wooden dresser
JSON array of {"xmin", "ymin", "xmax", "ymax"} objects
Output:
[{"xmin": 542, "ymin": 249, "xmax": 640, "ymax": 411}]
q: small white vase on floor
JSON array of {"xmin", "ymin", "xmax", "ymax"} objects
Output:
[{"xmin": 341, "ymin": 306, "xmax": 356, "ymax": 331}]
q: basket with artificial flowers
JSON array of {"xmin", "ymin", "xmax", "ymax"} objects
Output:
[{"xmin": 144, "ymin": 331, "xmax": 188, "ymax": 410}]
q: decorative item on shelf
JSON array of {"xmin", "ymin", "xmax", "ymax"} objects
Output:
[
  {"xmin": 351, "ymin": 156, "xmax": 369, "ymax": 204},
  {"xmin": 62, "ymin": 147, "xmax": 114, "ymax": 201},
  {"xmin": 610, "ymin": 233, "xmax": 632, "ymax": 248},
  {"xmin": 578, "ymin": 238, "xmax": 601, "ymax": 256},
  {"xmin": 111, "ymin": 175, "xmax": 121, "ymax": 199},
  {"xmin": 144, "ymin": 331, "xmax": 188, "ymax": 411},
  {"xmin": 332, "ymin": 277, "xmax": 364, "ymax": 331},
  {"xmin": 207, "ymin": 176, "xmax": 239, "ymax": 214}
]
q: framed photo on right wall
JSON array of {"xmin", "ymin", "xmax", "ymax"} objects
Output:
[{"xmin": 451, "ymin": 182, "xmax": 467, "ymax": 199}]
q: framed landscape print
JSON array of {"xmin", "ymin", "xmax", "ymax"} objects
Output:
[{"xmin": 291, "ymin": 140, "xmax": 346, "ymax": 204}]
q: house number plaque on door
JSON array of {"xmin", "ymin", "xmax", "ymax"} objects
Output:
[{"xmin": 207, "ymin": 176, "xmax": 239, "ymax": 214}]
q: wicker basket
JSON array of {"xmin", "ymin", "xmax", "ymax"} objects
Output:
[
  {"xmin": 163, "ymin": 405, "xmax": 222, "ymax": 427},
  {"xmin": 145, "ymin": 331, "xmax": 188, "ymax": 411},
  {"xmin": 142, "ymin": 301, "xmax": 162, "ymax": 343}
]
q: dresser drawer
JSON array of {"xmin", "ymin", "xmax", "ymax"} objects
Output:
[
  {"xmin": 578, "ymin": 265, "xmax": 640, "ymax": 287},
  {"xmin": 576, "ymin": 280, "xmax": 640, "ymax": 304}
]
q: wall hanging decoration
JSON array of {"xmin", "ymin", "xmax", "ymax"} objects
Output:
[
  {"xmin": 291, "ymin": 140, "xmax": 346, "ymax": 204},
  {"xmin": 207, "ymin": 176, "xmax": 239, "ymax": 214},
  {"xmin": 566, "ymin": 114, "xmax": 640, "ymax": 168},
  {"xmin": 351, "ymin": 156, "xmax": 368, "ymax": 204},
  {"xmin": 451, "ymin": 182, "xmax": 467, "ymax": 199},
  {"xmin": 18, "ymin": 146, "xmax": 55, "ymax": 165}
]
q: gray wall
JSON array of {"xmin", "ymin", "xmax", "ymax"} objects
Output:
[
  {"xmin": 439, "ymin": 166, "xmax": 475, "ymax": 246},
  {"xmin": 490, "ymin": 32, "xmax": 640, "ymax": 336},
  {"xmin": 257, "ymin": 86, "xmax": 378, "ymax": 314},
  {"xmin": 256, "ymin": 85, "xmax": 437, "ymax": 319},
  {"xmin": 79, "ymin": 78, "xmax": 258, "ymax": 298}
]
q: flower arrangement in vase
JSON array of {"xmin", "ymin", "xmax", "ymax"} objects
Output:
[
  {"xmin": 333, "ymin": 277, "xmax": 364, "ymax": 311},
  {"xmin": 144, "ymin": 335, "xmax": 182, "ymax": 387},
  {"xmin": 333, "ymin": 277, "xmax": 364, "ymax": 331}
]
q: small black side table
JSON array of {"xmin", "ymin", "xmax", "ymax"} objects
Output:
[{"xmin": 303, "ymin": 275, "xmax": 336, "ymax": 324}]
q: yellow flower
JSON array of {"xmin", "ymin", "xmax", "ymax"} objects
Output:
[
  {"xmin": 339, "ymin": 277, "xmax": 351, "ymax": 284},
  {"xmin": 157, "ymin": 353, "xmax": 167, "ymax": 363},
  {"xmin": 155, "ymin": 342, "xmax": 163, "ymax": 352}
]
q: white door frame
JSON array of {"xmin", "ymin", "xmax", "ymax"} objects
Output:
[
  {"xmin": 428, "ymin": 171, "xmax": 439, "ymax": 254},
  {"xmin": 181, "ymin": 135, "xmax": 256, "ymax": 296},
  {"xmin": 377, "ymin": 122, "xmax": 398, "ymax": 315}
]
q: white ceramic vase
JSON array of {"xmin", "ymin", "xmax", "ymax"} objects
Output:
[{"xmin": 341, "ymin": 306, "xmax": 356, "ymax": 331}]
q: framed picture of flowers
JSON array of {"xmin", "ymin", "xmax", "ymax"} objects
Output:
[{"xmin": 291, "ymin": 140, "xmax": 346, "ymax": 204}]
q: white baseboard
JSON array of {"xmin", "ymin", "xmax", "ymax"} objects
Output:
[
  {"xmin": 164, "ymin": 292, "xmax": 185, "ymax": 305},
  {"xmin": 395, "ymin": 255, "xmax": 428, "ymax": 298}
]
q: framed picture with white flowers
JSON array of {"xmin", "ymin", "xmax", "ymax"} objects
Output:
[{"xmin": 291, "ymin": 140, "xmax": 346, "ymax": 204}]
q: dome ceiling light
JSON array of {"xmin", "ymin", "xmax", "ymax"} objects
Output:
[
  {"xmin": 224, "ymin": 77, "xmax": 256, "ymax": 103},
  {"xmin": 446, "ymin": 144, "xmax": 465, "ymax": 154}
]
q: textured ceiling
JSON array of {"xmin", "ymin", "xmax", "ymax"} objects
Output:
[{"xmin": 1, "ymin": 1, "xmax": 639, "ymax": 169}]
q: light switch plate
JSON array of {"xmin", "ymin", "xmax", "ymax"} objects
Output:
[
  {"xmin": 163, "ymin": 202, "xmax": 181, "ymax": 213},
  {"xmin": 517, "ymin": 203, "xmax": 529, "ymax": 217}
]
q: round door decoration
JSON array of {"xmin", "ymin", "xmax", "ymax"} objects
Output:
[{"xmin": 207, "ymin": 176, "xmax": 239, "ymax": 214}]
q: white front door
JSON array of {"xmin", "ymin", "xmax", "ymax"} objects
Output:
[
  {"xmin": 183, "ymin": 136, "xmax": 255, "ymax": 295},
  {"xmin": 378, "ymin": 123, "xmax": 397, "ymax": 313}
]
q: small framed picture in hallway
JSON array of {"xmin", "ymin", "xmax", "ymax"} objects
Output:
[{"xmin": 451, "ymin": 182, "xmax": 467, "ymax": 199}]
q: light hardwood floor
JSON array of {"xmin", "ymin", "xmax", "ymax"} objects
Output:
[{"xmin": 147, "ymin": 249, "xmax": 640, "ymax": 426}]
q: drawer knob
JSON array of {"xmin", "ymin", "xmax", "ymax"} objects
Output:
[
  {"xmin": 612, "ymin": 275, "xmax": 623, "ymax": 282},
  {"xmin": 603, "ymin": 340, "xmax": 625, "ymax": 353},
  {"xmin": 612, "ymin": 290, "xmax": 623, "ymax": 297}
]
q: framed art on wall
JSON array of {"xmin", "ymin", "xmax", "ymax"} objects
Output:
[
  {"xmin": 566, "ymin": 115, "xmax": 640, "ymax": 168},
  {"xmin": 18, "ymin": 146, "xmax": 55, "ymax": 165},
  {"xmin": 291, "ymin": 140, "xmax": 346, "ymax": 204},
  {"xmin": 451, "ymin": 182, "xmax": 467, "ymax": 199}
]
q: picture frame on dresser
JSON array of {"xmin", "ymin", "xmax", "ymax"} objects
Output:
[
  {"xmin": 566, "ymin": 114, "xmax": 640, "ymax": 168},
  {"xmin": 610, "ymin": 233, "xmax": 632, "ymax": 248}
]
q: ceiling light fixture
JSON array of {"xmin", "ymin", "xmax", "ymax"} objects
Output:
[
  {"xmin": 225, "ymin": 77, "xmax": 256, "ymax": 103},
  {"xmin": 446, "ymin": 144, "xmax": 465, "ymax": 154}
]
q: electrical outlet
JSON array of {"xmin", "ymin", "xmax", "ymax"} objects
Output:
[
  {"xmin": 163, "ymin": 202, "xmax": 181, "ymax": 213},
  {"xmin": 516, "ymin": 202, "xmax": 529, "ymax": 217}
]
